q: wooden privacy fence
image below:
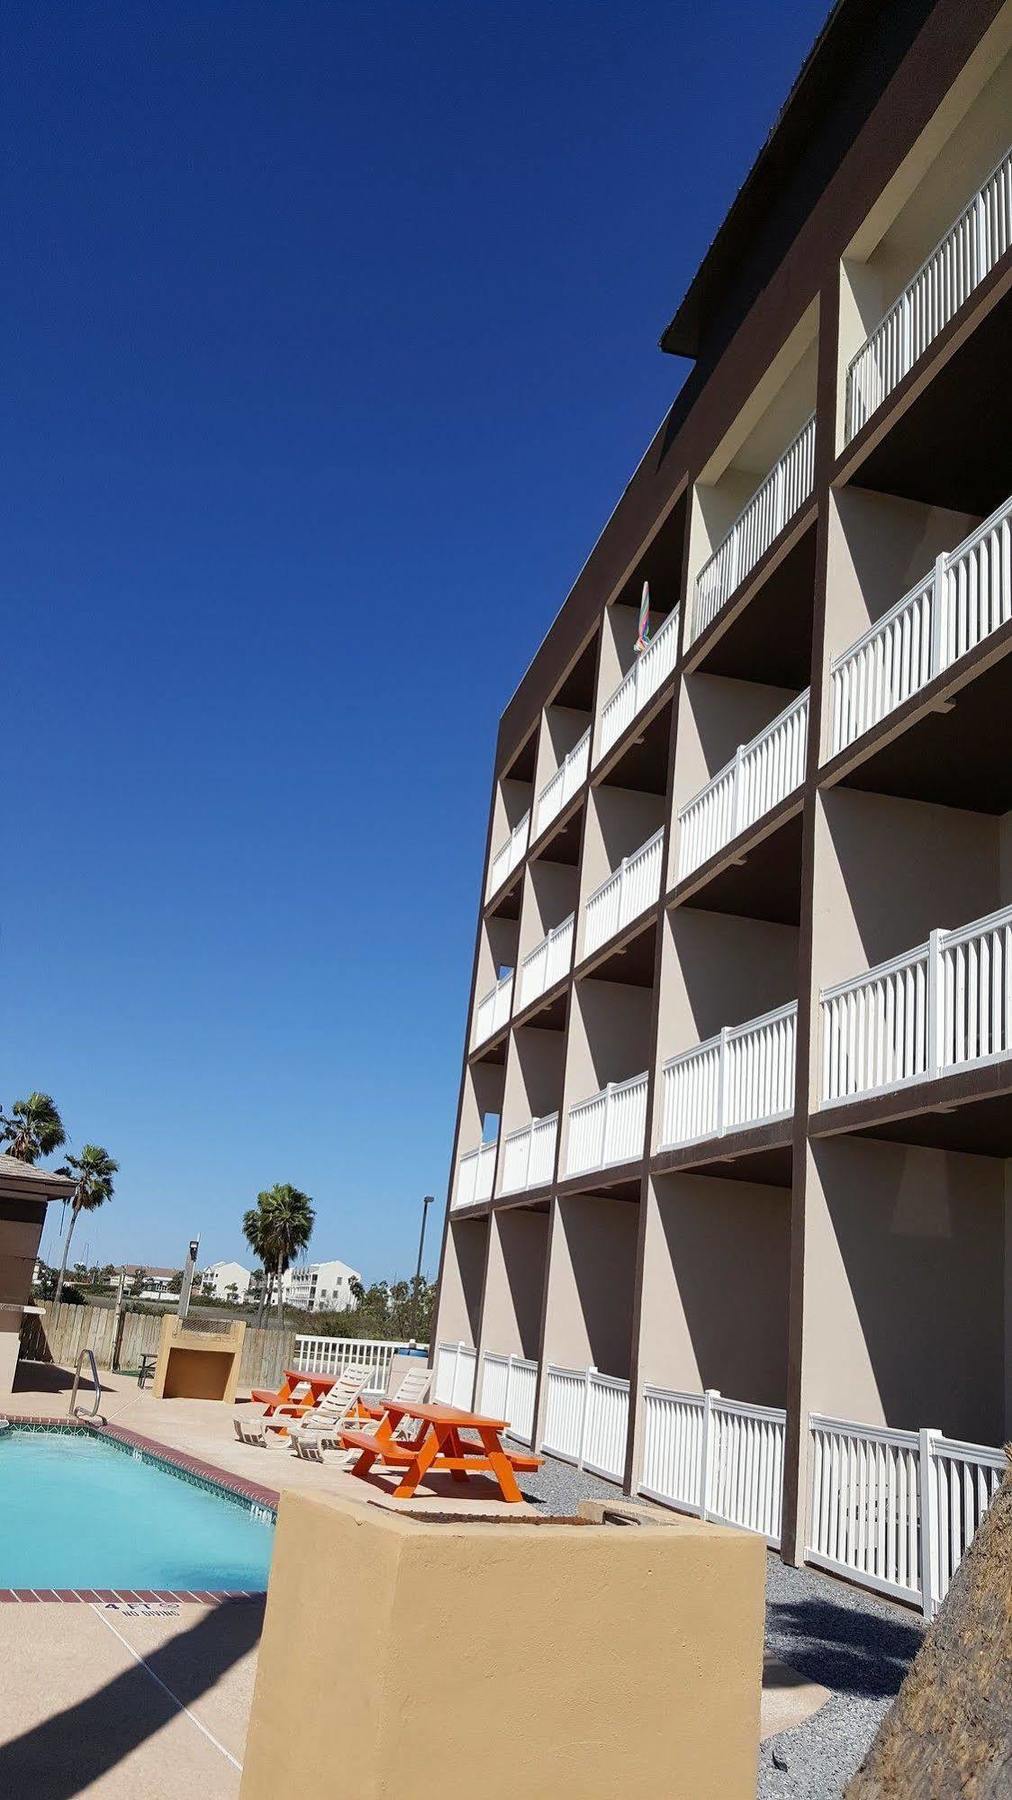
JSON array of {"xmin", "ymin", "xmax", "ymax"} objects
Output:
[{"xmin": 20, "ymin": 1302, "xmax": 298, "ymax": 1390}]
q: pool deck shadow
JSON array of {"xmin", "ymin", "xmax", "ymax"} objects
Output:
[{"xmin": 0, "ymin": 1598, "xmax": 262, "ymax": 1799}]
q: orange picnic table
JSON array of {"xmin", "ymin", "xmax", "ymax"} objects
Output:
[
  {"xmin": 340, "ymin": 1400, "xmax": 541, "ymax": 1503},
  {"xmin": 250, "ymin": 1369, "xmax": 336, "ymax": 1415}
]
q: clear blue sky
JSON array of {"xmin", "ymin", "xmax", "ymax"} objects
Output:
[{"xmin": 4, "ymin": 1, "xmax": 827, "ymax": 1281}]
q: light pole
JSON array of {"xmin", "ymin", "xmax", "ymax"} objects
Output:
[{"xmin": 411, "ymin": 1195, "xmax": 434, "ymax": 1344}]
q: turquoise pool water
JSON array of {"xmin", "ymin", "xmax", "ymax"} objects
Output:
[{"xmin": 0, "ymin": 1430, "xmax": 274, "ymax": 1590}]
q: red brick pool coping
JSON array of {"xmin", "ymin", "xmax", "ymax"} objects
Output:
[{"xmin": 0, "ymin": 1416, "xmax": 280, "ymax": 1605}]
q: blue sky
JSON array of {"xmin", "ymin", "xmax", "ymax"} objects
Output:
[{"xmin": 4, "ymin": 1, "xmax": 827, "ymax": 1280}]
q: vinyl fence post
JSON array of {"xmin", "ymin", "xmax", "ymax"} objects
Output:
[
  {"xmin": 579, "ymin": 1366, "xmax": 596, "ymax": 1470},
  {"xmin": 929, "ymin": 552, "xmax": 948, "ymax": 682},
  {"xmin": 926, "ymin": 929, "xmax": 945, "ymax": 1078},
  {"xmin": 700, "ymin": 1389, "xmax": 721, "ymax": 1522},
  {"xmin": 918, "ymin": 1427, "xmax": 942, "ymax": 1619}
]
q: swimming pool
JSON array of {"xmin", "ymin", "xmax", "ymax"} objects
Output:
[{"xmin": 0, "ymin": 1428, "xmax": 274, "ymax": 1592}]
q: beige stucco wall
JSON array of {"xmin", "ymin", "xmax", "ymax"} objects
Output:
[
  {"xmin": 657, "ymin": 907, "xmax": 799, "ymax": 1068},
  {"xmin": 479, "ymin": 1206, "xmax": 549, "ymax": 1362},
  {"xmin": 822, "ymin": 488, "xmax": 982, "ymax": 671},
  {"xmin": 637, "ymin": 1174, "xmax": 790, "ymax": 1407},
  {"xmin": 241, "ymin": 1491, "xmax": 765, "ymax": 1800},
  {"xmin": 578, "ymin": 785, "xmax": 666, "ymax": 918},
  {"xmin": 517, "ymin": 858, "xmax": 579, "ymax": 965},
  {"xmin": 435, "ymin": 1216, "xmax": 489, "ymax": 1348},
  {"xmin": 501, "ymin": 1023, "xmax": 566, "ymax": 1139},
  {"xmin": 810, "ymin": 789, "xmax": 1000, "ymax": 997},
  {"xmin": 541, "ymin": 1192, "xmax": 638, "ymax": 1378},
  {"xmin": 799, "ymin": 1136, "xmax": 1005, "ymax": 1443}
]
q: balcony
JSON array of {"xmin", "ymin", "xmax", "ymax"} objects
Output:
[
  {"xmin": 677, "ymin": 690, "xmax": 809, "ymax": 881},
  {"xmin": 820, "ymin": 903, "xmax": 1012, "ymax": 1106},
  {"xmin": 472, "ymin": 970, "xmax": 514, "ymax": 1050},
  {"xmin": 497, "ymin": 1113, "xmax": 558, "ymax": 1195},
  {"xmin": 518, "ymin": 914, "xmax": 574, "ymax": 1011},
  {"xmin": 582, "ymin": 829, "xmax": 664, "ymax": 959},
  {"xmin": 659, "ymin": 1001, "xmax": 797, "ymax": 1150},
  {"xmin": 453, "ymin": 1140, "xmax": 497, "ymax": 1209},
  {"xmin": 830, "ymin": 492, "xmax": 1012, "ymax": 759},
  {"xmin": 565, "ymin": 1072, "xmax": 648, "ymax": 1177},
  {"xmin": 692, "ymin": 414, "xmax": 816, "ymax": 644},
  {"xmin": 845, "ymin": 147, "xmax": 1012, "ymax": 446},
  {"xmin": 534, "ymin": 731, "xmax": 590, "ymax": 840},
  {"xmin": 597, "ymin": 608, "xmax": 680, "ymax": 764},
  {"xmin": 486, "ymin": 810, "xmax": 530, "ymax": 901}
]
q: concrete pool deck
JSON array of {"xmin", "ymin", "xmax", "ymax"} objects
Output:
[{"xmin": 0, "ymin": 1362, "xmax": 832, "ymax": 1796}]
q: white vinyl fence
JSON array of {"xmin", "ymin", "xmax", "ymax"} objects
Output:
[
  {"xmin": 519, "ymin": 913, "xmax": 574, "ymax": 1010},
  {"xmin": 846, "ymin": 147, "xmax": 1012, "ymax": 443},
  {"xmin": 693, "ymin": 414, "xmax": 816, "ymax": 640},
  {"xmin": 565, "ymin": 1072, "xmax": 648, "ymax": 1177},
  {"xmin": 486, "ymin": 810, "xmax": 530, "ymax": 900},
  {"xmin": 583, "ymin": 829, "xmax": 664, "ymax": 957},
  {"xmin": 540, "ymin": 1364, "xmax": 630, "ymax": 1482},
  {"xmin": 293, "ymin": 1335, "xmax": 425, "ymax": 1395},
  {"xmin": 639, "ymin": 1386, "xmax": 786, "ymax": 1546},
  {"xmin": 678, "ymin": 690, "xmax": 809, "ymax": 879},
  {"xmin": 830, "ymin": 491, "xmax": 1012, "ymax": 756},
  {"xmin": 661, "ymin": 1001, "xmax": 797, "ymax": 1148},
  {"xmin": 497, "ymin": 1113, "xmax": 558, "ymax": 1195},
  {"xmin": 478, "ymin": 1351, "xmax": 539, "ymax": 1446},
  {"xmin": 432, "ymin": 1340, "xmax": 478, "ymax": 1409},
  {"xmin": 820, "ymin": 903, "xmax": 1012, "ymax": 1105},
  {"xmin": 808, "ymin": 1414, "xmax": 1005, "ymax": 1616},
  {"xmin": 535, "ymin": 731, "xmax": 590, "ymax": 839},
  {"xmin": 472, "ymin": 970, "xmax": 514, "ymax": 1048},
  {"xmin": 597, "ymin": 607, "xmax": 680, "ymax": 761},
  {"xmin": 453, "ymin": 1139, "xmax": 498, "ymax": 1209}
]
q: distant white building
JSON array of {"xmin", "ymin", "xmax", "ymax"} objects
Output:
[
  {"xmin": 200, "ymin": 1260, "xmax": 252, "ymax": 1303},
  {"xmin": 266, "ymin": 1258, "xmax": 360, "ymax": 1314}
]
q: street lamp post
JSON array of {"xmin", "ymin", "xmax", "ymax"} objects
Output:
[{"xmin": 411, "ymin": 1195, "xmax": 434, "ymax": 1344}]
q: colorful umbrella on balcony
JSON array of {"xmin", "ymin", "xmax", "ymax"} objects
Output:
[{"xmin": 634, "ymin": 580, "xmax": 651, "ymax": 653}]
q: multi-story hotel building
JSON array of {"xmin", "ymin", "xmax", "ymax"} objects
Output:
[{"xmin": 433, "ymin": 0, "xmax": 1012, "ymax": 1598}]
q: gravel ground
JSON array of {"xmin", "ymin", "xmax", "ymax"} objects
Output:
[
  {"xmin": 759, "ymin": 1555, "xmax": 924, "ymax": 1798},
  {"xmin": 516, "ymin": 1451, "xmax": 925, "ymax": 1799}
]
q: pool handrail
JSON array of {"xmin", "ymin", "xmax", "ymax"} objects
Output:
[{"xmin": 69, "ymin": 1345, "xmax": 106, "ymax": 1424}]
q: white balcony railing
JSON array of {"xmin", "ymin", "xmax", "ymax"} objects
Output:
[
  {"xmin": 518, "ymin": 913, "xmax": 574, "ymax": 1011},
  {"xmin": 471, "ymin": 970, "xmax": 514, "ymax": 1048},
  {"xmin": 692, "ymin": 414, "xmax": 816, "ymax": 642},
  {"xmin": 565, "ymin": 1072, "xmax": 648, "ymax": 1177},
  {"xmin": 541, "ymin": 1364, "xmax": 630, "ymax": 1482},
  {"xmin": 677, "ymin": 689, "xmax": 809, "ymax": 880},
  {"xmin": 452, "ymin": 1139, "xmax": 497, "ymax": 1209},
  {"xmin": 497, "ymin": 1113, "xmax": 558, "ymax": 1195},
  {"xmin": 660, "ymin": 1001, "xmax": 797, "ymax": 1148},
  {"xmin": 820, "ymin": 903, "xmax": 1012, "ymax": 1106},
  {"xmin": 478, "ymin": 1351, "xmax": 539, "ymax": 1446},
  {"xmin": 640, "ymin": 1387, "xmax": 786, "ymax": 1547},
  {"xmin": 582, "ymin": 829, "xmax": 664, "ymax": 958},
  {"xmin": 432, "ymin": 1341, "xmax": 478, "ymax": 1409},
  {"xmin": 535, "ymin": 730, "xmax": 590, "ymax": 839},
  {"xmin": 597, "ymin": 607, "xmax": 680, "ymax": 763},
  {"xmin": 830, "ymin": 491, "xmax": 1012, "ymax": 757},
  {"xmin": 485, "ymin": 810, "xmax": 530, "ymax": 901},
  {"xmin": 808, "ymin": 1413, "xmax": 1004, "ymax": 1616},
  {"xmin": 846, "ymin": 147, "xmax": 1012, "ymax": 444}
]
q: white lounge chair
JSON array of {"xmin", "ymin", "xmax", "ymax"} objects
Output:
[
  {"xmin": 234, "ymin": 1367, "xmax": 370, "ymax": 1449},
  {"xmin": 290, "ymin": 1359, "xmax": 432, "ymax": 1464}
]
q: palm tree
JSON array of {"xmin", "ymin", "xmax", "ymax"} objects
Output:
[
  {"xmin": 242, "ymin": 1212, "xmax": 272, "ymax": 1330},
  {"xmin": 0, "ymin": 1092, "xmax": 65, "ymax": 1165},
  {"xmin": 251, "ymin": 1184, "xmax": 315, "ymax": 1333},
  {"xmin": 54, "ymin": 1145, "xmax": 118, "ymax": 1304}
]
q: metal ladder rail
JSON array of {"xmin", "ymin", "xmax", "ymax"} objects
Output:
[{"xmin": 68, "ymin": 1347, "xmax": 106, "ymax": 1424}]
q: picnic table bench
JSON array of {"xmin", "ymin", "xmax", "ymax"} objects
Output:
[{"xmin": 340, "ymin": 1400, "xmax": 541, "ymax": 1502}]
